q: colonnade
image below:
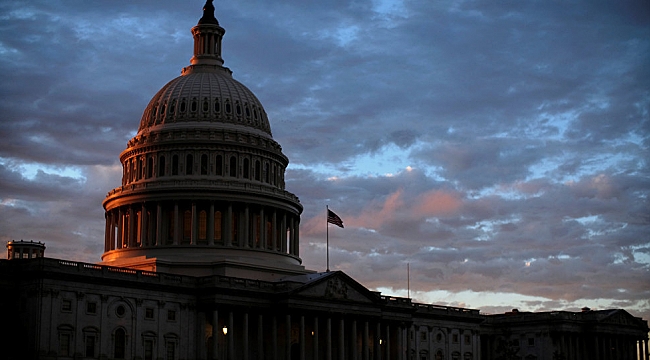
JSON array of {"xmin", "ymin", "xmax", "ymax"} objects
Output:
[
  {"xmin": 104, "ymin": 201, "xmax": 299, "ymax": 256},
  {"xmin": 199, "ymin": 309, "xmax": 410, "ymax": 360},
  {"xmin": 557, "ymin": 332, "xmax": 647, "ymax": 360}
]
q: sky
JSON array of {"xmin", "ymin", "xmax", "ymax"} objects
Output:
[{"xmin": 1, "ymin": 1, "xmax": 649, "ymax": 321}]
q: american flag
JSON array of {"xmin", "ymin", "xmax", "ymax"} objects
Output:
[{"xmin": 327, "ymin": 209, "xmax": 344, "ymax": 228}]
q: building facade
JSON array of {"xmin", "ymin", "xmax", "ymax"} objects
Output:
[{"xmin": 1, "ymin": 2, "xmax": 648, "ymax": 360}]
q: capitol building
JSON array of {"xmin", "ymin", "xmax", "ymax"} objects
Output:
[{"xmin": 1, "ymin": 2, "xmax": 647, "ymax": 360}]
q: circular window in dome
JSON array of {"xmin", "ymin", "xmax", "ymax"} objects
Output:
[{"xmin": 116, "ymin": 305, "xmax": 126, "ymax": 317}]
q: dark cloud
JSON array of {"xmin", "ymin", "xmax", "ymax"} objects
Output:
[{"xmin": 1, "ymin": 0, "xmax": 649, "ymax": 321}]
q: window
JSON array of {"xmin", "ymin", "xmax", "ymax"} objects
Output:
[
  {"xmin": 185, "ymin": 154, "xmax": 193, "ymax": 175},
  {"xmin": 214, "ymin": 98, "xmax": 220, "ymax": 112},
  {"xmin": 243, "ymin": 158, "xmax": 250, "ymax": 179},
  {"xmin": 183, "ymin": 211, "xmax": 191, "ymax": 242},
  {"xmin": 452, "ymin": 334, "xmax": 459, "ymax": 343},
  {"xmin": 200, "ymin": 154, "xmax": 208, "ymax": 175},
  {"xmin": 435, "ymin": 351, "xmax": 444, "ymax": 360},
  {"xmin": 229, "ymin": 156, "xmax": 237, "ymax": 177},
  {"xmin": 452, "ymin": 352, "xmax": 460, "ymax": 360},
  {"xmin": 254, "ymin": 160, "xmax": 260, "ymax": 181},
  {"xmin": 166, "ymin": 341, "xmax": 176, "ymax": 360},
  {"xmin": 528, "ymin": 337, "xmax": 535, "ymax": 346},
  {"xmin": 167, "ymin": 310, "xmax": 176, "ymax": 321},
  {"xmin": 147, "ymin": 157, "xmax": 154, "ymax": 178},
  {"xmin": 215, "ymin": 155, "xmax": 223, "ymax": 176},
  {"xmin": 85, "ymin": 334, "xmax": 97, "ymax": 358},
  {"xmin": 144, "ymin": 339, "xmax": 154, "ymax": 360},
  {"xmin": 60, "ymin": 333, "xmax": 71, "ymax": 356},
  {"xmin": 114, "ymin": 328, "xmax": 126, "ymax": 359},
  {"xmin": 436, "ymin": 333, "xmax": 443, "ymax": 342},
  {"xmin": 116, "ymin": 305, "xmax": 126, "ymax": 317},
  {"xmin": 172, "ymin": 155, "xmax": 179, "ymax": 175},
  {"xmin": 421, "ymin": 331, "xmax": 427, "ymax": 341},
  {"xmin": 158, "ymin": 156, "xmax": 166, "ymax": 177},
  {"xmin": 464, "ymin": 334, "xmax": 471, "ymax": 345},
  {"xmin": 61, "ymin": 299, "xmax": 72, "ymax": 312},
  {"xmin": 214, "ymin": 211, "xmax": 222, "ymax": 242},
  {"xmin": 464, "ymin": 352, "xmax": 473, "ymax": 360},
  {"xmin": 145, "ymin": 308, "xmax": 154, "ymax": 320},
  {"xmin": 86, "ymin": 302, "xmax": 97, "ymax": 314},
  {"xmin": 199, "ymin": 210, "xmax": 207, "ymax": 241}
]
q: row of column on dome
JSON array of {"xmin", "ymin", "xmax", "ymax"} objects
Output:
[
  {"xmin": 199, "ymin": 308, "xmax": 415, "ymax": 360},
  {"xmin": 148, "ymin": 97, "xmax": 267, "ymax": 128},
  {"xmin": 122, "ymin": 152, "xmax": 285, "ymax": 188},
  {"xmin": 104, "ymin": 202, "xmax": 299, "ymax": 255}
]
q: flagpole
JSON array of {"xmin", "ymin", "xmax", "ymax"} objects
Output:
[{"xmin": 326, "ymin": 205, "xmax": 330, "ymax": 272}]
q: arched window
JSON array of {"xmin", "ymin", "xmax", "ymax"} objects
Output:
[
  {"xmin": 198, "ymin": 210, "xmax": 207, "ymax": 241},
  {"xmin": 183, "ymin": 210, "xmax": 191, "ymax": 243},
  {"xmin": 114, "ymin": 328, "xmax": 126, "ymax": 359},
  {"xmin": 147, "ymin": 157, "xmax": 154, "ymax": 179},
  {"xmin": 225, "ymin": 101, "xmax": 231, "ymax": 114},
  {"xmin": 214, "ymin": 98, "xmax": 220, "ymax": 113},
  {"xmin": 200, "ymin": 154, "xmax": 208, "ymax": 175},
  {"xmin": 186, "ymin": 154, "xmax": 193, "ymax": 175},
  {"xmin": 243, "ymin": 158, "xmax": 250, "ymax": 179},
  {"xmin": 158, "ymin": 156, "xmax": 166, "ymax": 177},
  {"xmin": 215, "ymin": 155, "xmax": 223, "ymax": 176},
  {"xmin": 254, "ymin": 160, "xmax": 261, "ymax": 181},
  {"xmin": 214, "ymin": 211, "xmax": 222, "ymax": 243},
  {"xmin": 435, "ymin": 351, "xmax": 444, "ymax": 360},
  {"xmin": 172, "ymin": 155, "xmax": 179, "ymax": 176},
  {"xmin": 264, "ymin": 163, "xmax": 269, "ymax": 183},
  {"xmin": 229, "ymin": 156, "xmax": 237, "ymax": 177}
]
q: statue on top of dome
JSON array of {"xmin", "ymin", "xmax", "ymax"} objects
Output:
[{"xmin": 198, "ymin": 0, "xmax": 219, "ymax": 25}]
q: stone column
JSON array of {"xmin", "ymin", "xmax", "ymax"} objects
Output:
[
  {"xmin": 244, "ymin": 205, "xmax": 250, "ymax": 247},
  {"xmin": 281, "ymin": 213, "xmax": 287, "ymax": 253},
  {"xmin": 128, "ymin": 207, "xmax": 135, "ymax": 247},
  {"xmin": 294, "ymin": 219, "xmax": 300, "ymax": 256},
  {"xmin": 156, "ymin": 204, "xmax": 162, "ymax": 247},
  {"xmin": 300, "ymin": 315, "xmax": 305, "ymax": 360},
  {"xmin": 117, "ymin": 208, "xmax": 124, "ymax": 248},
  {"xmin": 228, "ymin": 311, "xmax": 235, "ymax": 360},
  {"xmin": 225, "ymin": 204, "xmax": 233, "ymax": 246},
  {"xmin": 385, "ymin": 325, "xmax": 390, "ymax": 360},
  {"xmin": 272, "ymin": 316, "xmax": 278, "ymax": 360},
  {"xmin": 173, "ymin": 202, "xmax": 179, "ymax": 245},
  {"xmin": 313, "ymin": 316, "xmax": 319, "ymax": 360},
  {"xmin": 272, "ymin": 210, "xmax": 277, "ymax": 251},
  {"xmin": 351, "ymin": 319, "xmax": 358, "ymax": 360},
  {"xmin": 339, "ymin": 318, "xmax": 346, "ymax": 360},
  {"xmin": 243, "ymin": 312, "xmax": 249, "ymax": 360},
  {"xmin": 258, "ymin": 314, "xmax": 264, "ymax": 360},
  {"xmin": 286, "ymin": 314, "xmax": 292, "ymax": 360},
  {"xmin": 326, "ymin": 317, "xmax": 332, "ymax": 360},
  {"xmin": 104, "ymin": 213, "xmax": 110, "ymax": 251},
  {"xmin": 191, "ymin": 202, "xmax": 197, "ymax": 245},
  {"xmin": 141, "ymin": 203, "xmax": 148, "ymax": 246},
  {"xmin": 375, "ymin": 322, "xmax": 382, "ymax": 360},
  {"xmin": 363, "ymin": 321, "xmax": 369, "ymax": 360},
  {"xmin": 256, "ymin": 208, "xmax": 266, "ymax": 249},
  {"xmin": 212, "ymin": 310, "xmax": 219, "ymax": 360},
  {"xmin": 208, "ymin": 202, "xmax": 215, "ymax": 245}
]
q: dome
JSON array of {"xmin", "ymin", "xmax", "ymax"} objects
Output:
[
  {"xmin": 100, "ymin": 1, "xmax": 308, "ymax": 280},
  {"xmin": 138, "ymin": 69, "xmax": 273, "ymax": 138}
]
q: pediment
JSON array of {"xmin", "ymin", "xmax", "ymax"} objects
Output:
[
  {"xmin": 290, "ymin": 272, "xmax": 378, "ymax": 304},
  {"xmin": 600, "ymin": 310, "xmax": 641, "ymax": 326}
]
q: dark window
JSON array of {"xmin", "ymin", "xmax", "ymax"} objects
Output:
[
  {"xmin": 255, "ymin": 160, "xmax": 261, "ymax": 181},
  {"xmin": 243, "ymin": 158, "xmax": 250, "ymax": 179},
  {"xmin": 236, "ymin": 103, "xmax": 242, "ymax": 116},
  {"xmin": 114, "ymin": 328, "xmax": 126, "ymax": 359},
  {"xmin": 191, "ymin": 99, "xmax": 197, "ymax": 112},
  {"xmin": 215, "ymin": 155, "xmax": 223, "ymax": 176},
  {"xmin": 172, "ymin": 155, "xmax": 179, "ymax": 175},
  {"xmin": 158, "ymin": 156, "xmax": 166, "ymax": 177},
  {"xmin": 185, "ymin": 154, "xmax": 193, "ymax": 175},
  {"xmin": 453, "ymin": 334, "xmax": 459, "ymax": 343},
  {"xmin": 86, "ymin": 302, "xmax": 97, "ymax": 314},
  {"xmin": 229, "ymin": 156, "xmax": 237, "ymax": 177},
  {"xmin": 116, "ymin": 305, "xmax": 126, "ymax": 317},
  {"xmin": 61, "ymin": 299, "xmax": 72, "ymax": 312},
  {"xmin": 464, "ymin": 334, "xmax": 471, "ymax": 344},
  {"xmin": 147, "ymin": 157, "xmax": 154, "ymax": 179},
  {"xmin": 225, "ymin": 102, "xmax": 231, "ymax": 114},
  {"xmin": 202, "ymin": 98, "xmax": 209, "ymax": 112},
  {"xmin": 201, "ymin": 154, "xmax": 208, "ymax": 175},
  {"xmin": 145, "ymin": 308, "xmax": 154, "ymax": 319},
  {"xmin": 528, "ymin": 337, "xmax": 535, "ymax": 346},
  {"xmin": 166, "ymin": 341, "xmax": 176, "ymax": 360},
  {"xmin": 183, "ymin": 211, "xmax": 191, "ymax": 242},
  {"xmin": 214, "ymin": 99, "xmax": 220, "ymax": 112},
  {"xmin": 144, "ymin": 339, "xmax": 154, "ymax": 360},
  {"xmin": 85, "ymin": 335, "xmax": 96, "ymax": 357},
  {"xmin": 167, "ymin": 310, "xmax": 176, "ymax": 321},
  {"xmin": 169, "ymin": 100, "xmax": 176, "ymax": 113},
  {"xmin": 421, "ymin": 331, "xmax": 427, "ymax": 341},
  {"xmin": 180, "ymin": 100, "xmax": 186, "ymax": 113},
  {"xmin": 60, "ymin": 333, "xmax": 71, "ymax": 356}
]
